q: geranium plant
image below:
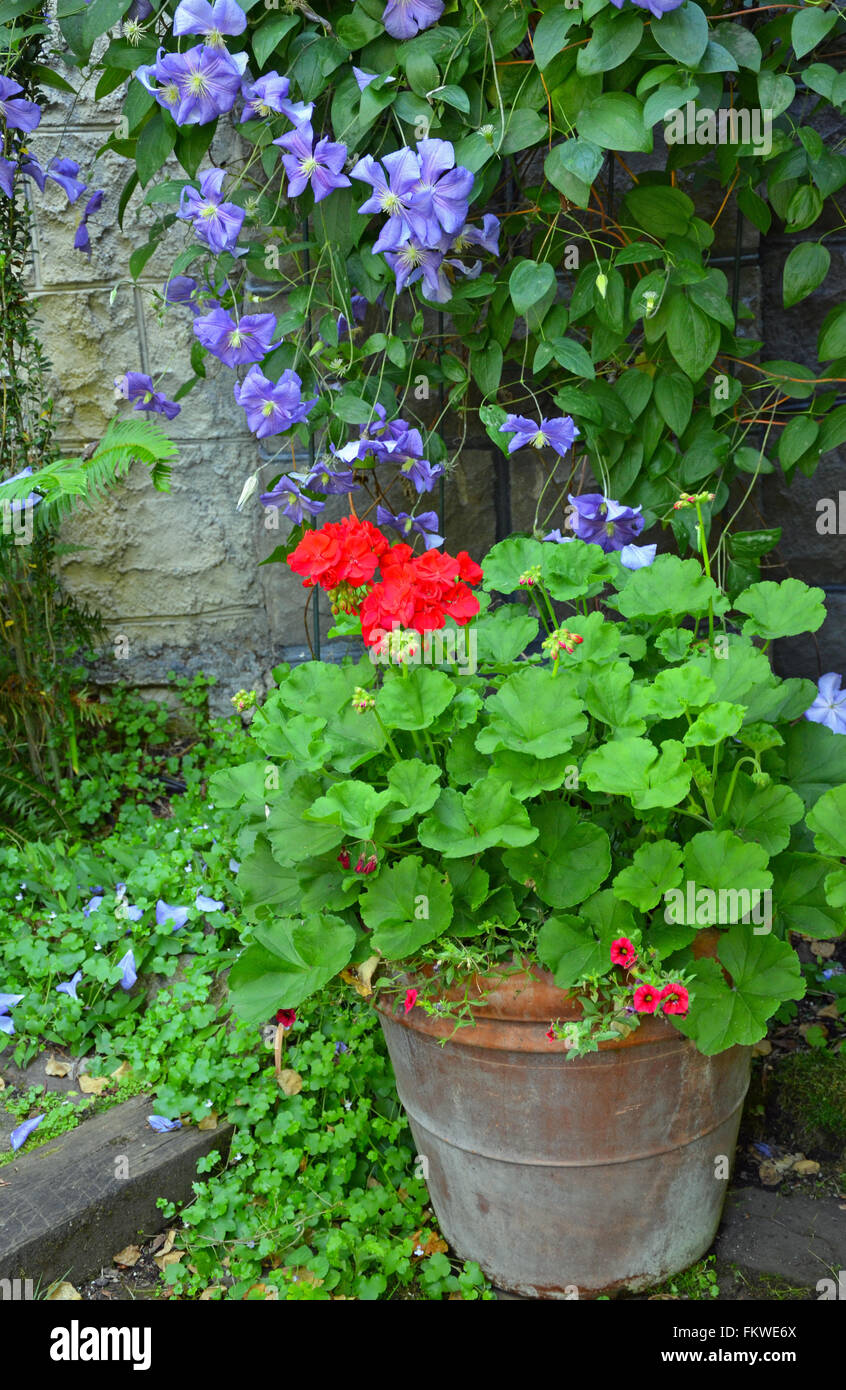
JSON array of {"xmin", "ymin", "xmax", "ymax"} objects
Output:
[{"xmin": 214, "ymin": 510, "xmax": 846, "ymax": 1056}]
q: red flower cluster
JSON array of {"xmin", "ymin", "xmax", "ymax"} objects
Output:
[
  {"xmin": 633, "ymin": 983, "xmax": 689, "ymax": 1017},
  {"xmin": 287, "ymin": 516, "xmax": 389, "ymax": 591},
  {"xmin": 359, "ymin": 544, "xmax": 482, "ymax": 647}
]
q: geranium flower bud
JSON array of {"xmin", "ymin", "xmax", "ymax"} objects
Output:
[{"xmin": 337, "ymin": 848, "xmax": 350, "ymax": 869}]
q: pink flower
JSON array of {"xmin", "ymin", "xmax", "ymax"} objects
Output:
[
  {"xmin": 275, "ymin": 1008, "xmax": 297, "ymax": 1029},
  {"xmin": 404, "ymin": 988, "xmax": 418, "ymax": 1014},
  {"xmin": 658, "ymin": 984, "xmax": 689, "ymax": 1017},
  {"xmin": 545, "ymin": 1026, "xmax": 556, "ymax": 1042},
  {"xmin": 632, "ymin": 984, "xmax": 661, "ymax": 1014},
  {"xmin": 610, "ymin": 937, "xmax": 637, "ymax": 969}
]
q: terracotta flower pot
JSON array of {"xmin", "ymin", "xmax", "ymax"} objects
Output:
[{"xmin": 375, "ymin": 957, "xmax": 750, "ymax": 1298}]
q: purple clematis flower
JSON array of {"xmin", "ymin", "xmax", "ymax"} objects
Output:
[
  {"xmin": 234, "ymin": 365, "xmax": 317, "ymax": 438},
  {"xmin": 568, "ymin": 493, "xmax": 645, "ymax": 552},
  {"xmin": 543, "ymin": 529, "xmax": 572, "ymax": 544},
  {"xmin": 19, "ymin": 153, "xmax": 46, "ymax": 190},
  {"xmin": 178, "ymin": 166, "xmax": 245, "ymax": 253},
  {"xmin": 74, "ymin": 188, "xmax": 104, "ymax": 260},
  {"xmin": 500, "ymin": 415, "xmax": 579, "ymax": 457},
  {"xmin": 0, "ymin": 992, "xmax": 23, "ymax": 1037},
  {"xmin": 382, "ymin": 0, "xmax": 443, "ymax": 40},
  {"xmin": 195, "ymin": 892, "xmax": 225, "ymax": 911},
  {"xmin": 173, "ymin": 0, "xmax": 247, "ymax": 45},
  {"xmin": 353, "ymin": 68, "xmax": 395, "ymax": 93},
  {"xmin": 0, "ymin": 76, "xmax": 41, "ymax": 132},
  {"xmin": 117, "ymin": 372, "xmax": 181, "ymax": 421},
  {"xmin": 450, "ymin": 214, "xmax": 501, "ymax": 257},
  {"xmin": 337, "ymin": 291, "xmax": 368, "ymax": 341},
  {"xmin": 194, "ymin": 307, "xmax": 280, "ymax": 366},
  {"xmin": 46, "ymin": 157, "xmax": 86, "ymax": 203},
  {"xmin": 1, "ymin": 466, "xmax": 42, "ymax": 511},
  {"xmin": 628, "ymin": 0, "xmax": 685, "ymax": 16},
  {"xmin": 11, "ymin": 1113, "xmax": 45, "ymax": 1151},
  {"xmin": 56, "ymin": 970, "xmax": 83, "ymax": 1001},
  {"xmin": 147, "ymin": 43, "xmax": 246, "ymax": 126},
  {"xmin": 118, "ymin": 950, "xmax": 137, "ymax": 990},
  {"xmin": 0, "ymin": 157, "xmax": 16, "ymax": 199},
  {"xmin": 376, "ymin": 506, "xmax": 443, "ymax": 549},
  {"xmin": 385, "ymin": 240, "xmax": 449, "ymax": 300},
  {"xmin": 804, "ymin": 672, "xmax": 846, "ymax": 735},
  {"xmin": 156, "ymin": 900, "xmax": 190, "ymax": 932},
  {"xmin": 260, "ymin": 475, "xmax": 325, "ymax": 524},
  {"xmin": 164, "ymin": 275, "xmax": 202, "ymax": 314},
  {"xmin": 620, "ymin": 543, "xmax": 657, "ymax": 570},
  {"xmin": 351, "ymin": 148, "xmax": 421, "ymax": 252},
  {"xmin": 148, "ymin": 1115, "xmax": 182, "ymax": 1132},
  {"xmin": 240, "ymin": 72, "xmax": 311, "ymax": 124},
  {"xmin": 83, "ymin": 894, "xmax": 103, "ymax": 916},
  {"xmin": 274, "ymin": 123, "xmax": 351, "ymax": 203},
  {"xmin": 406, "ymin": 139, "xmax": 473, "ymax": 244},
  {"xmin": 302, "ymin": 464, "xmax": 360, "ymax": 495}
]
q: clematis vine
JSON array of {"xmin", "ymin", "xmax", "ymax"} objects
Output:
[
  {"xmin": 74, "ymin": 189, "xmax": 104, "ymax": 260},
  {"xmin": 240, "ymin": 71, "xmax": 312, "ymax": 124},
  {"xmin": 116, "ymin": 372, "xmax": 181, "ymax": 421},
  {"xmin": 382, "ymin": 0, "xmax": 443, "ymax": 40},
  {"xmin": 260, "ymin": 475, "xmax": 325, "ymax": 524},
  {"xmin": 138, "ymin": 43, "xmax": 247, "ymax": 126},
  {"xmin": 376, "ymin": 506, "xmax": 443, "ymax": 550},
  {"xmin": 500, "ymin": 415, "xmax": 579, "ymax": 457}
]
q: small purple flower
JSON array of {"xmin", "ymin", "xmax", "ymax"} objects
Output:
[
  {"xmin": 19, "ymin": 154, "xmax": 46, "ymax": 190},
  {"xmin": 568, "ymin": 494, "xmax": 645, "ymax": 553},
  {"xmin": 164, "ymin": 275, "xmax": 202, "ymax": 314},
  {"xmin": 620, "ymin": 543, "xmax": 657, "ymax": 570},
  {"xmin": 148, "ymin": 1115, "xmax": 182, "ymax": 1132},
  {"xmin": 46, "ymin": 157, "xmax": 86, "ymax": 203},
  {"xmin": 0, "ymin": 157, "xmax": 16, "ymax": 199},
  {"xmin": 11, "ymin": 1114, "xmax": 45, "ymax": 1152},
  {"xmin": 260, "ymin": 475, "xmax": 325, "ymax": 524},
  {"xmin": 194, "ymin": 307, "xmax": 280, "ymax": 366},
  {"xmin": 382, "ymin": 0, "xmax": 443, "ymax": 40},
  {"xmin": 74, "ymin": 189, "xmax": 104, "ymax": 261},
  {"xmin": 353, "ymin": 68, "xmax": 395, "ymax": 93},
  {"xmin": 450, "ymin": 214, "xmax": 500, "ymax": 257},
  {"xmin": 178, "ymin": 167, "xmax": 245, "ymax": 254},
  {"xmin": 117, "ymin": 371, "xmax": 181, "ymax": 421},
  {"xmin": 0, "ymin": 76, "xmax": 41, "ymax": 133},
  {"xmin": 56, "ymin": 970, "xmax": 83, "ymax": 1001},
  {"xmin": 398, "ymin": 452, "xmax": 443, "ymax": 495},
  {"xmin": 376, "ymin": 506, "xmax": 443, "ymax": 549},
  {"xmin": 500, "ymin": 414, "xmax": 579, "ymax": 457},
  {"xmin": 629, "ymin": 0, "xmax": 685, "ymax": 16},
  {"xmin": 753, "ymin": 1142, "xmax": 774, "ymax": 1158},
  {"xmin": 302, "ymin": 464, "xmax": 360, "ymax": 495},
  {"xmin": 173, "ymin": 0, "xmax": 247, "ymax": 45},
  {"xmin": 337, "ymin": 292, "xmax": 368, "ymax": 341},
  {"xmin": 156, "ymin": 899, "xmax": 190, "ymax": 932},
  {"xmin": 118, "ymin": 950, "xmax": 137, "ymax": 990},
  {"xmin": 195, "ymin": 892, "xmax": 225, "ymax": 911},
  {"xmin": 334, "ymin": 1040, "xmax": 350, "ymax": 1056},
  {"xmin": 83, "ymin": 894, "xmax": 104, "ymax": 916},
  {"xmin": 234, "ymin": 365, "xmax": 317, "ymax": 439},
  {"xmin": 274, "ymin": 123, "xmax": 351, "ymax": 203},
  {"xmin": 804, "ymin": 672, "xmax": 846, "ymax": 736},
  {"xmin": 240, "ymin": 72, "xmax": 310, "ymax": 124}
]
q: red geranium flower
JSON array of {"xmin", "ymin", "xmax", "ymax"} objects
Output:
[
  {"xmin": 276, "ymin": 1009, "xmax": 297, "ymax": 1029},
  {"xmin": 632, "ymin": 984, "xmax": 661, "ymax": 1014},
  {"xmin": 658, "ymin": 983, "xmax": 690, "ymax": 1016},
  {"xmin": 610, "ymin": 937, "xmax": 637, "ymax": 969}
]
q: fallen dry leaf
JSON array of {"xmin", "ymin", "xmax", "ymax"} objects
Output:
[
  {"xmin": 198, "ymin": 1111, "xmax": 218, "ymax": 1131},
  {"xmin": 154, "ymin": 1251, "xmax": 184, "ymax": 1273},
  {"xmin": 78, "ymin": 1074, "xmax": 108, "ymax": 1095},
  {"xmin": 792, "ymin": 1159, "xmax": 821, "ymax": 1176},
  {"xmin": 113, "ymin": 1244, "xmax": 142, "ymax": 1268},
  {"xmin": 340, "ymin": 952, "xmax": 381, "ymax": 998},
  {"xmin": 0, "ymin": 1076, "xmax": 6, "ymax": 1090},
  {"xmin": 412, "ymin": 1229, "xmax": 449, "ymax": 1258},
  {"xmin": 758, "ymin": 1160, "xmax": 783, "ymax": 1186},
  {"xmin": 817, "ymin": 1002, "xmax": 841, "ymax": 1020},
  {"xmin": 751, "ymin": 1040, "xmax": 772, "ymax": 1057},
  {"xmin": 47, "ymin": 1282, "xmax": 82, "ymax": 1301},
  {"xmin": 810, "ymin": 940, "xmax": 836, "ymax": 958},
  {"xmin": 199, "ymin": 1286, "xmax": 226, "ymax": 1300},
  {"xmin": 110, "ymin": 1060, "xmax": 132, "ymax": 1081},
  {"xmin": 277, "ymin": 1068, "xmax": 303, "ymax": 1096},
  {"xmin": 45, "ymin": 1056, "xmax": 72, "ymax": 1078},
  {"xmin": 245, "ymin": 1282, "xmax": 279, "ymax": 1300},
  {"xmin": 284, "ymin": 1268, "xmax": 323, "ymax": 1287}
]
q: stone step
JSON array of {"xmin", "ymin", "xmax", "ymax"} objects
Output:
[
  {"xmin": 714, "ymin": 1187, "xmax": 846, "ymax": 1290},
  {"xmin": 0, "ymin": 1095, "xmax": 231, "ymax": 1288}
]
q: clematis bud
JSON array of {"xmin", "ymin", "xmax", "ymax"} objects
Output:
[{"xmin": 595, "ymin": 272, "xmax": 608, "ymax": 300}]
